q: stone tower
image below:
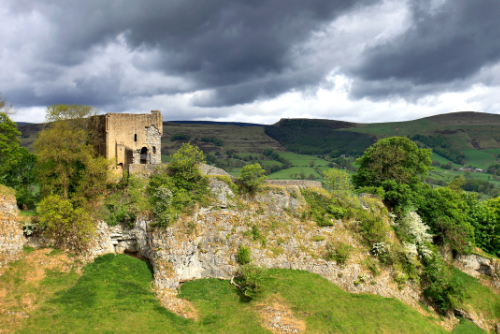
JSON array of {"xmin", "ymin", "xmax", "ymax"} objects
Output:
[{"xmin": 91, "ymin": 110, "xmax": 163, "ymax": 174}]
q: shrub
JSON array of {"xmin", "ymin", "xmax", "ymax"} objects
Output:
[
  {"xmin": 324, "ymin": 241, "xmax": 352, "ymax": 265},
  {"xmin": 239, "ymin": 264, "xmax": 265, "ymax": 299},
  {"xmin": 237, "ymin": 245, "xmax": 252, "ymax": 264},
  {"xmin": 37, "ymin": 194, "xmax": 94, "ymax": 251},
  {"xmin": 237, "ymin": 163, "xmax": 267, "ymax": 193},
  {"xmin": 422, "ymin": 253, "xmax": 466, "ymax": 314}
]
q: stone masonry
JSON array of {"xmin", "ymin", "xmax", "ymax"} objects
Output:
[{"xmin": 90, "ymin": 110, "xmax": 163, "ymax": 174}]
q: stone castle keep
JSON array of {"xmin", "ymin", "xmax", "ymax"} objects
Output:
[{"xmin": 91, "ymin": 110, "xmax": 163, "ymax": 173}]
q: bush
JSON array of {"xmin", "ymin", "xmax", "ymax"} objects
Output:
[
  {"xmin": 237, "ymin": 163, "xmax": 267, "ymax": 193},
  {"xmin": 239, "ymin": 264, "xmax": 265, "ymax": 299},
  {"xmin": 324, "ymin": 241, "xmax": 352, "ymax": 264},
  {"xmin": 38, "ymin": 195, "xmax": 95, "ymax": 251},
  {"xmin": 237, "ymin": 245, "xmax": 252, "ymax": 264},
  {"xmin": 422, "ymin": 253, "xmax": 466, "ymax": 314}
]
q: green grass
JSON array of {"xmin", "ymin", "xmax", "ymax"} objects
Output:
[
  {"xmin": 18, "ymin": 254, "xmax": 448, "ymax": 334},
  {"xmin": 161, "ymin": 154, "xmax": 173, "ymax": 163},
  {"xmin": 463, "ymin": 150, "xmax": 496, "ymax": 169},
  {"xmin": 277, "ymin": 152, "xmax": 330, "ymax": 167},
  {"xmin": 452, "ymin": 318, "xmax": 487, "ymax": 334},
  {"xmin": 431, "ymin": 153, "xmax": 461, "ymax": 168},
  {"xmin": 452, "ymin": 269, "xmax": 500, "ymax": 323},
  {"xmin": 267, "ymin": 167, "xmax": 322, "ymax": 180}
]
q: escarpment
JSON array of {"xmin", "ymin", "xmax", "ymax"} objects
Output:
[{"xmin": 81, "ymin": 180, "xmax": 422, "ymax": 308}]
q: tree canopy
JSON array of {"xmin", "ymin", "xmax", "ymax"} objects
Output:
[
  {"xmin": 353, "ymin": 137, "xmax": 432, "ymax": 189},
  {"xmin": 34, "ymin": 104, "xmax": 110, "ymax": 201}
]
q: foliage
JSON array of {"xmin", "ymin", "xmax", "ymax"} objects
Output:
[
  {"xmin": 237, "ymin": 245, "xmax": 252, "ymax": 264},
  {"xmin": 421, "ymin": 253, "xmax": 466, "ymax": 314},
  {"xmin": 324, "ymin": 241, "xmax": 352, "ymax": 264},
  {"xmin": 0, "ymin": 113, "xmax": 38, "ymax": 197},
  {"xmin": 238, "ymin": 264, "xmax": 265, "ymax": 299},
  {"xmin": 416, "ymin": 187, "xmax": 475, "ymax": 253},
  {"xmin": 101, "ymin": 174, "xmax": 147, "ymax": 227},
  {"xmin": 461, "ymin": 178, "xmax": 500, "ymax": 197},
  {"xmin": 170, "ymin": 133, "xmax": 190, "ymax": 141},
  {"xmin": 395, "ymin": 211, "xmax": 433, "ymax": 258},
  {"xmin": 411, "ymin": 134, "xmax": 465, "ymax": 165},
  {"xmin": 168, "ymin": 142, "xmax": 206, "ymax": 187},
  {"xmin": 35, "ymin": 104, "xmax": 110, "ymax": 201},
  {"xmin": 470, "ymin": 197, "xmax": 500, "ymax": 256},
  {"xmin": 353, "ymin": 137, "xmax": 432, "ymax": 210},
  {"xmin": 148, "ymin": 156, "xmax": 210, "ymax": 228},
  {"xmin": 323, "ymin": 168, "xmax": 353, "ymax": 192},
  {"xmin": 236, "ymin": 163, "xmax": 267, "ymax": 192},
  {"xmin": 201, "ymin": 137, "xmax": 223, "ymax": 146},
  {"xmin": 264, "ymin": 119, "xmax": 372, "ymax": 156},
  {"xmin": 37, "ymin": 194, "xmax": 95, "ymax": 251}
]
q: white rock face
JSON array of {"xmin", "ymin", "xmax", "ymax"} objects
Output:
[
  {"xmin": 0, "ymin": 187, "xmax": 25, "ymax": 270},
  {"xmin": 87, "ymin": 182, "xmax": 421, "ymax": 308}
]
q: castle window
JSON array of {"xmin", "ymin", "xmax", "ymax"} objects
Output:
[
  {"xmin": 153, "ymin": 146, "xmax": 156, "ymax": 154},
  {"xmin": 134, "ymin": 134, "xmax": 137, "ymax": 142}
]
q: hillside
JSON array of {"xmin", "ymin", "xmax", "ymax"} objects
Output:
[{"xmin": 16, "ymin": 111, "xmax": 500, "ymax": 198}]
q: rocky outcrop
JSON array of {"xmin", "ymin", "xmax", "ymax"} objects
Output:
[
  {"xmin": 0, "ymin": 185, "xmax": 24, "ymax": 271},
  {"xmin": 88, "ymin": 182, "xmax": 421, "ymax": 309},
  {"xmin": 455, "ymin": 253, "xmax": 498, "ymax": 278}
]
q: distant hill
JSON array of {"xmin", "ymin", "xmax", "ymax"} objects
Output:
[{"xmin": 166, "ymin": 120, "xmax": 265, "ymax": 127}]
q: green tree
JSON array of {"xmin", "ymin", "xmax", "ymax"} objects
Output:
[
  {"xmin": 323, "ymin": 168, "xmax": 352, "ymax": 192},
  {"xmin": 34, "ymin": 104, "xmax": 110, "ymax": 201},
  {"xmin": 237, "ymin": 163, "xmax": 267, "ymax": 192},
  {"xmin": 1, "ymin": 112, "xmax": 38, "ymax": 206},
  {"xmin": 168, "ymin": 142, "xmax": 205, "ymax": 186},
  {"xmin": 0, "ymin": 112, "xmax": 21, "ymax": 183},
  {"xmin": 37, "ymin": 194, "xmax": 94, "ymax": 251},
  {"xmin": 416, "ymin": 187, "xmax": 475, "ymax": 253},
  {"xmin": 470, "ymin": 197, "xmax": 500, "ymax": 256},
  {"xmin": 353, "ymin": 137, "xmax": 432, "ymax": 210},
  {"xmin": 353, "ymin": 137, "xmax": 432, "ymax": 187}
]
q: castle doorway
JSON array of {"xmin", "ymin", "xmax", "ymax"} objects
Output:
[{"xmin": 140, "ymin": 147, "xmax": 148, "ymax": 164}]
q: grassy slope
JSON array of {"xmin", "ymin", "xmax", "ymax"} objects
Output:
[
  {"xmin": 453, "ymin": 269, "xmax": 500, "ymax": 323},
  {"xmin": 17, "ymin": 254, "xmax": 450, "ymax": 334}
]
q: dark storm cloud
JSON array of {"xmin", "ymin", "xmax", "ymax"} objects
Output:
[
  {"xmin": 4, "ymin": 0, "xmax": 375, "ymax": 107},
  {"xmin": 352, "ymin": 0, "xmax": 500, "ymax": 99}
]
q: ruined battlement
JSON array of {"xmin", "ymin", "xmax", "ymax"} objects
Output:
[{"xmin": 91, "ymin": 110, "xmax": 163, "ymax": 173}]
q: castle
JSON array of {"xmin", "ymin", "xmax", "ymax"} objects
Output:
[{"xmin": 91, "ymin": 110, "xmax": 163, "ymax": 174}]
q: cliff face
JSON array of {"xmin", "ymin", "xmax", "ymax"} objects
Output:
[
  {"xmin": 0, "ymin": 185, "xmax": 24, "ymax": 271},
  {"xmin": 87, "ymin": 179, "xmax": 421, "ymax": 308}
]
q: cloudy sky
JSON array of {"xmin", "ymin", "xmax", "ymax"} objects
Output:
[{"xmin": 1, "ymin": 0, "xmax": 499, "ymax": 124}]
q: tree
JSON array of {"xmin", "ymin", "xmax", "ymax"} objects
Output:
[
  {"xmin": 323, "ymin": 168, "xmax": 352, "ymax": 192},
  {"xmin": 168, "ymin": 142, "xmax": 206, "ymax": 190},
  {"xmin": 35, "ymin": 104, "xmax": 110, "ymax": 201},
  {"xmin": 353, "ymin": 137, "xmax": 432, "ymax": 210},
  {"xmin": 0, "ymin": 112, "xmax": 21, "ymax": 183},
  {"xmin": 237, "ymin": 163, "xmax": 267, "ymax": 192},
  {"xmin": 0, "ymin": 93, "xmax": 16, "ymax": 116},
  {"xmin": 353, "ymin": 137, "xmax": 432, "ymax": 188},
  {"xmin": 37, "ymin": 194, "xmax": 94, "ymax": 251},
  {"xmin": 1, "ymin": 113, "xmax": 38, "ymax": 206}
]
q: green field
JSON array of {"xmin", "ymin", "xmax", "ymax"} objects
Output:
[
  {"xmin": 463, "ymin": 150, "xmax": 497, "ymax": 169},
  {"xmin": 277, "ymin": 152, "xmax": 330, "ymax": 167},
  {"xmin": 268, "ymin": 166, "xmax": 323, "ymax": 180},
  {"xmin": 15, "ymin": 253, "xmax": 451, "ymax": 334}
]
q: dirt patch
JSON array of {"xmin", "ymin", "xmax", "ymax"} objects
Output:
[
  {"xmin": 255, "ymin": 299, "xmax": 306, "ymax": 334},
  {"xmin": 156, "ymin": 288, "xmax": 198, "ymax": 320},
  {"xmin": 0, "ymin": 248, "xmax": 83, "ymax": 334}
]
